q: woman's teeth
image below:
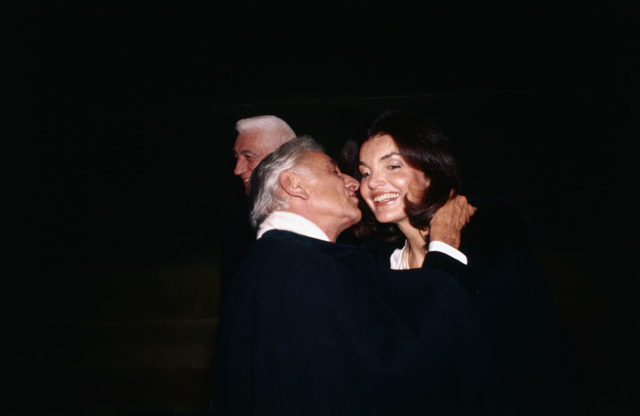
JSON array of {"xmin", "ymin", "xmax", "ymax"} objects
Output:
[{"xmin": 374, "ymin": 193, "xmax": 400, "ymax": 203}]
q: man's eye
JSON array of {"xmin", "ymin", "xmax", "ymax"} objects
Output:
[
  {"xmin": 360, "ymin": 171, "xmax": 370, "ymax": 178},
  {"xmin": 388, "ymin": 164, "xmax": 401, "ymax": 170}
]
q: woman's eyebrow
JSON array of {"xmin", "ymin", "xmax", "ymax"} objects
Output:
[
  {"xmin": 359, "ymin": 152, "xmax": 401, "ymax": 166},
  {"xmin": 379, "ymin": 152, "xmax": 401, "ymax": 161}
]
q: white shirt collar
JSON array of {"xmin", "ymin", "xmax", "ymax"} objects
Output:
[
  {"xmin": 256, "ymin": 211, "xmax": 331, "ymax": 242},
  {"xmin": 390, "ymin": 240, "xmax": 408, "ymax": 270},
  {"xmin": 390, "ymin": 239, "xmax": 468, "ymax": 270}
]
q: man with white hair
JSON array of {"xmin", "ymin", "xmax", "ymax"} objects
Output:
[
  {"xmin": 212, "ymin": 136, "xmax": 503, "ymax": 415},
  {"xmin": 233, "ymin": 115, "xmax": 296, "ymax": 194},
  {"xmin": 221, "ymin": 115, "xmax": 297, "ymax": 305}
]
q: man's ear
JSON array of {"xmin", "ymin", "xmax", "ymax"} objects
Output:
[{"xmin": 279, "ymin": 170, "xmax": 309, "ymax": 200}]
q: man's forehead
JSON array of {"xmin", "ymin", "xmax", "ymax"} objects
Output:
[
  {"xmin": 303, "ymin": 151, "xmax": 334, "ymax": 166},
  {"xmin": 297, "ymin": 153, "xmax": 337, "ymax": 174},
  {"xmin": 234, "ymin": 129, "xmax": 281, "ymax": 153}
]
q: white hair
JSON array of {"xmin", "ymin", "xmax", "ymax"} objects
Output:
[
  {"xmin": 235, "ymin": 115, "xmax": 296, "ymax": 147},
  {"xmin": 249, "ymin": 135, "xmax": 324, "ymax": 228}
]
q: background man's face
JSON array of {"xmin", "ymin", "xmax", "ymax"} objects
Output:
[{"xmin": 233, "ymin": 130, "xmax": 279, "ymax": 194}]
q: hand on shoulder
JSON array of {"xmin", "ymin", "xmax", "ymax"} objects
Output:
[{"xmin": 429, "ymin": 193, "xmax": 477, "ymax": 249}]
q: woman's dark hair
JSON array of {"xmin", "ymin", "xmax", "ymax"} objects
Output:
[{"xmin": 338, "ymin": 109, "xmax": 461, "ymax": 244}]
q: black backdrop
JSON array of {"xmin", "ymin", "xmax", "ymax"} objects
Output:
[{"xmin": 12, "ymin": 1, "xmax": 639, "ymax": 414}]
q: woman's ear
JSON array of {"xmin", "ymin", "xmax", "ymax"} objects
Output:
[
  {"xmin": 279, "ymin": 170, "xmax": 310, "ymax": 200},
  {"xmin": 425, "ymin": 178, "xmax": 431, "ymax": 188},
  {"xmin": 420, "ymin": 175, "xmax": 431, "ymax": 190}
]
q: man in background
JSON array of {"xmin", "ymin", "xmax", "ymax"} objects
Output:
[
  {"xmin": 224, "ymin": 114, "xmax": 296, "ymax": 285},
  {"xmin": 233, "ymin": 115, "xmax": 296, "ymax": 194},
  {"xmin": 211, "ymin": 115, "xmax": 296, "ymax": 411},
  {"xmin": 223, "ymin": 115, "xmax": 296, "ymax": 285}
]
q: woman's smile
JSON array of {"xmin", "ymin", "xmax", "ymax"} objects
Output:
[{"xmin": 372, "ymin": 192, "xmax": 401, "ymax": 205}]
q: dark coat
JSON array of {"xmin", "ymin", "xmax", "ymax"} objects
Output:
[
  {"xmin": 219, "ymin": 197, "xmax": 255, "ymax": 307},
  {"xmin": 363, "ymin": 196, "xmax": 583, "ymax": 415},
  {"xmin": 463, "ymin": 197, "xmax": 583, "ymax": 414},
  {"xmin": 211, "ymin": 229, "xmax": 506, "ymax": 415}
]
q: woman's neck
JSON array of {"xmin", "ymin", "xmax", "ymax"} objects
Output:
[{"xmin": 397, "ymin": 221, "xmax": 428, "ymax": 269}]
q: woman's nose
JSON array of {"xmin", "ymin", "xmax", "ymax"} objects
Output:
[{"xmin": 367, "ymin": 171, "xmax": 384, "ymax": 189}]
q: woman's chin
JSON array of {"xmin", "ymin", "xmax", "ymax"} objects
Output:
[{"xmin": 373, "ymin": 214, "xmax": 400, "ymax": 225}]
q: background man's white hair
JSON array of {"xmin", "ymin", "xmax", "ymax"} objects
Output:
[
  {"xmin": 235, "ymin": 115, "xmax": 296, "ymax": 146},
  {"xmin": 249, "ymin": 135, "xmax": 323, "ymax": 228}
]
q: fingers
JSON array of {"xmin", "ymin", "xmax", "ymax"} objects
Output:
[
  {"xmin": 448, "ymin": 194, "xmax": 476, "ymax": 224},
  {"xmin": 429, "ymin": 193, "xmax": 475, "ymax": 249}
]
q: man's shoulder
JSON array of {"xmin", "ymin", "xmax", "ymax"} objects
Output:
[
  {"xmin": 229, "ymin": 230, "xmax": 362, "ymax": 306},
  {"xmin": 257, "ymin": 230, "xmax": 357, "ymax": 254},
  {"xmin": 254, "ymin": 230, "xmax": 329, "ymax": 253},
  {"xmin": 244, "ymin": 230, "xmax": 356, "ymax": 273}
]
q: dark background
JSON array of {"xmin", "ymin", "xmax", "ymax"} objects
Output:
[{"xmin": 11, "ymin": 0, "xmax": 639, "ymax": 415}]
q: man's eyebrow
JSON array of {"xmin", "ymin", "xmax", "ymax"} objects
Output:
[
  {"xmin": 326, "ymin": 157, "xmax": 339, "ymax": 167},
  {"xmin": 359, "ymin": 152, "xmax": 401, "ymax": 166},
  {"xmin": 234, "ymin": 149, "xmax": 259, "ymax": 157}
]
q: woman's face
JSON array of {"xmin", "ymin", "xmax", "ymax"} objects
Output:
[{"xmin": 358, "ymin": 134, "xmax": 430, "ymax": 226}]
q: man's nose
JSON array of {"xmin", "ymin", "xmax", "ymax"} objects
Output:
[
  {"xmin": 343, "ymin": 174, "xmax": 359, "ymax": 191},
  {"xmin": 234, "ymin": 157, "xmax": 247, "ymax": 176}
]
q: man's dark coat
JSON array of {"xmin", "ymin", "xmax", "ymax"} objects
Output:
[
  {"xmin": 461, "ymin": 197, "xmax": 583, "ymax": 414},
  {"xmin": 212, "ymin": 229, "xmax": 504, "ymax": 415},
  {"xmin": 362, "ymin": 197, "xmax": 583, "ymax": 415}
]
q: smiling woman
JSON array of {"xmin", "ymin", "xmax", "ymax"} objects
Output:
[
  {"xmin": 359, "ymin": 135, "xmax": 430, "ymax": 229},
  {"xmin": 341, "ymin": 110, "xmax": 464, "ymax": 268},
  {"xmin": 338, "ymin": 109, "xmax": 584, "ymax": 413}
]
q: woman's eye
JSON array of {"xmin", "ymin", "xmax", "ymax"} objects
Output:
[
  {"xmin": 388, "ymin": 164, "xmax": 401, "ymax": 170},
  {"xmin": 359, "ymin": 171, "xmax": 370, "ymax": 178}
]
